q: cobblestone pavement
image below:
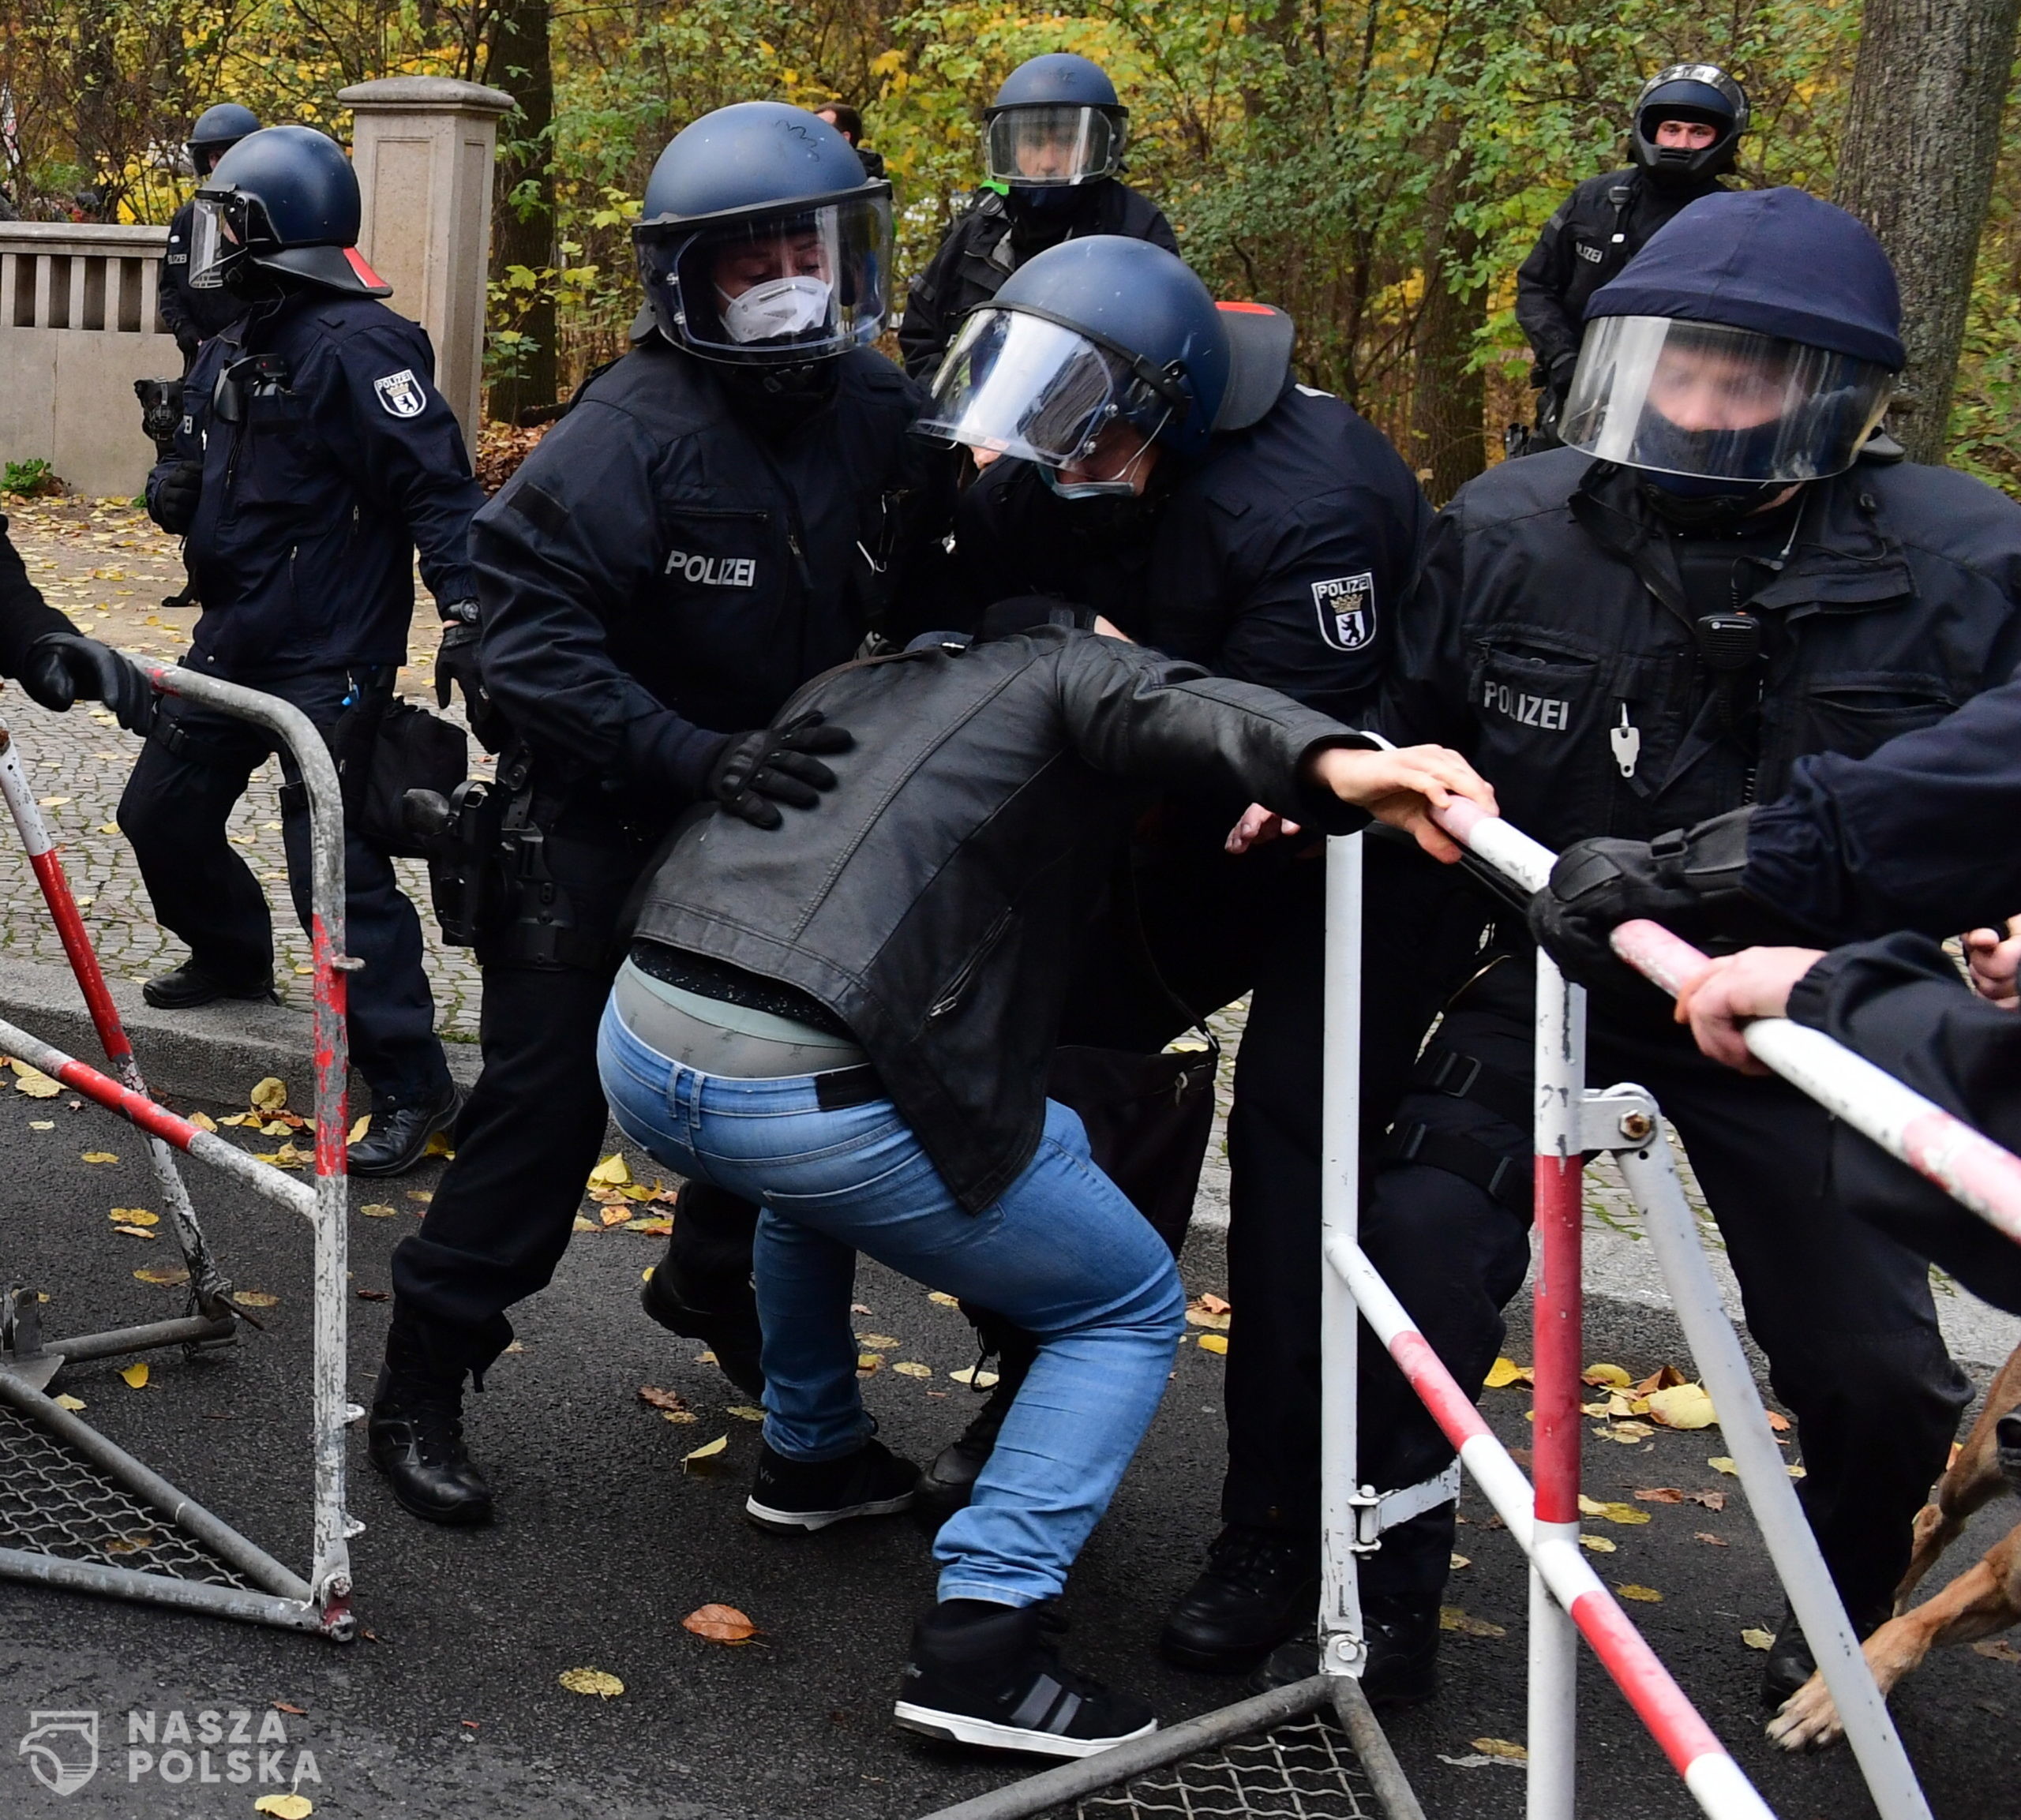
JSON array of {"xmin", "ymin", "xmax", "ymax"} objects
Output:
[{"xmin": 0, "ymin": 493, "xmax": 484, "ymax": 1037}]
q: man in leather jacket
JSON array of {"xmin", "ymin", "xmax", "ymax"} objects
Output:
[
  {"xmin": 1348, "ymin": 188, "xmax": 2021, "ymax": 1713},
  {"xmin": 370, "ymin": 103, "xmax": 954, "ymax": 1530},
  {"xmin": 600, "ymin": 612, "xmax": 1496, "ymax": 1757},
  {"xmin": 896, "ymin": 53, "xmax": 1178, "ymax": 382},
  {"xmin": 0, "ymin": 519, "xmax": 154, "ymax": 732}
]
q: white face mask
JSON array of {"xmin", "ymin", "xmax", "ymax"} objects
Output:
[{"xmin": 716, "ymin": 275, "xmax": 833, "ymax": 345}]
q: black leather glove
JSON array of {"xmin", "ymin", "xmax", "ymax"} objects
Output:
[
  {"xmin": 706, "ymin": 711, "xmax": 853, "ymax": 830},
  {"xmin": 433, "ymin": 616, "xmax": 508, "ymax": 750},
  {"xmin": 1528, "ymin": 808, "xmax": 1757, "ymax": 989},
  {"xmin": 16, "ymin": 633, "xmax": 156, "ymax": 735},
  {"xmin": 150, "ymin": 459, "xmax": 203, "ymax": 534}
]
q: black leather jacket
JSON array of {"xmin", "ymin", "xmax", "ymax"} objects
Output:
[{"xmin": 631, "ymin": 628, "xmax": 1366, "ymax": 1208}]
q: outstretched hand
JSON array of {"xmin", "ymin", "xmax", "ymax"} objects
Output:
[{"xmin": 1305, "ymin": 743, "xmax": 1497, "ymax": 862}]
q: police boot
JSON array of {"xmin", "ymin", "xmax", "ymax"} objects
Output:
[
  {"xmin": 348, "ymin": 1082, "xmax": 462, "ymax": 1179},
  {"xmin": 1246, "ymin": 1601, "xmax": 1440, "ymax": 1710},
  {"xmin": 640, "ymin": 1182, "xmax": 764, "ymax": 1397},
  {"xmin": 367, "ymin": 1304, "xmax": 508, "ymax": 1526},
  {"xmin": 1159, "ymin": 1526, "xmax": 1321, "ymax": 1673},
  {"xmin": 141, "ymin": 961, "xmax": 278, "ymax": 1009},
  {"xmin": 914, "ymin": 1317, "xmax": 1039, "ymax": 1530}
]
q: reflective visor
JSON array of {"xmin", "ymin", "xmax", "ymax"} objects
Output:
[
  {"xmin": 188, "ymin": 193, "xmax": 245, "ymax": 290},
  {"xmin": 917, "ymin": 309, "xmax": 1134, "ymax": 466},
  {"xmin": 983, "ymin": 105, "xmax": 1123, "ymax": 187},
  {"xmin": 1562, "ymin": 315, "xmax": 1895, "ymax": 484},
  {"xmin": 635, "ymin": 190, "xmax": 891, "ymax": 365}
]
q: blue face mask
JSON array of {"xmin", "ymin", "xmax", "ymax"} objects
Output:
[{"xmin": 1039, "ymin": 462, "xmax": 1138, "ymax": 500}]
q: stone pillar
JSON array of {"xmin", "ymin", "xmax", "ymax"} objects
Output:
[{"xmin": 338, "ymin": 77, "xmax": 513, "ymax": 440}]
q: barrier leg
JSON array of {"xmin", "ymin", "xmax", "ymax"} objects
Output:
[
  {"xmin": 1528, "ymin": 951, "xmax": 1584, "ymax": 1819},
  {"xmin": 1613, "ymin": 1120, "xmax": 1934, "ymax": 1820}
]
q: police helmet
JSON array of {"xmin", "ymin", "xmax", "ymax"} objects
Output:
[
  {"xmin": 1563, "ymin": 189, "xmax": 1899, "ymax": 490},
  {"xmin": 917, "ymin": 236, "xmax": 1293, "ymax": 481},
  {"xmin": 633, "ymin": 103, "xmax": 893, "ymax": 366},
  {"xmin": 1629, "ymin": 64, "xmax": 1748, "ymax": 183},
  {"xmin": 187, "ymin": 103, "xmax": 260, "ymax": 178},
  {"xmin": 188, "ymin": 125, "xmax": 390, "ymax": 297},
  {"xmin": 983, "ymin": 53, "xmax": 1127, "ymax": 189}
]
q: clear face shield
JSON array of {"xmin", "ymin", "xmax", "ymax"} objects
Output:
[
  {"xmin": 1561, "ymin": 316, "xmax": 1895, "ymax": 484},
  {"xmin": 187, "ymin": 193, "xmax": 250, "ymax": 290},
  {"xmin": 915, "ymin": 308, "xmax": 1171, "ymax": 493},
  {"xmin": 635, "ymin": 189, "xmax": 892, "ymax": 364},
  {"xmin": 982, "ymin": 105, "xmax": 1123, "ymax": 187}
]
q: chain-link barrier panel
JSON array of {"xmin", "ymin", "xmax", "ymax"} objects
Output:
[
  {"xmin": 1060, "ymin": 1713, "xmax": 1378, "ymax": 1820},
  {"xmin": 0, "ymin": 1399, "xmax": 248, "ymax": 1587}
]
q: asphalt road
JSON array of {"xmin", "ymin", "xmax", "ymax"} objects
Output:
[{"xmin": 1, "ymin": 1096, "xmax": 2016, "ymax": 1820}]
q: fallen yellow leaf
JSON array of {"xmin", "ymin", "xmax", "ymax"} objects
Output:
[
  {"xmin": 1633, "ymin": 1365, "xmax": 1686, "ymax": 1395},
  {"xmin": 1597, "ymin": 1421, "xmax": 1655, "ymax": 1444},
  {"xmin": 893, "ymin": 1361, "xmax": 933, "ymax": 1378},
  {"xmin": 1615, "ymin": 1583, "xmax": 1664, "ymax": 1603},
  {"xmin": 1197, "ymin": 1333, "xmax": 1229, "ymax": 1356},
  {"xmin": 119, "ymin": 1361, "xmax": 149, "ymax": 1389},
  {"xmin": 189, "ymin": 1111, "xmax": 217, "ymax": 1133},
  {"xmin": 948, "ymin": 1365, "xmax": 1000, "ymax": 1388},
  {"xmin": 109, "ymin": 1207, "xmax": 157, "ymax": 1225},
  {"xmin": 1185, "ymin": 1297, "xmax": 1232, "ymax": 1331},
  {"xmin": 80, "ymin": 1151, "xmax": 117, "ymax": 1164},
  {"xmin": 662, "ymin": 1409, "xmax": 699, "ymax": 1424},
  {"xmin": 134, "ymin": 1266, "xmax": 188, "ymax": 1286},
  {"xmin": 1580, "ymin": 1363, "xmax": 1632, "ymax": 1387},
  {"xmin": 638, "ymin": 1385, "xmax": 688, "ymax": 1413},
  {"xmin": 573, "ymin": 1215, "xmax": 598, "ymax": 1233},
  {"xmin": 13, "ymin": 1067, "xmax": 59, "ymax": 1098},
  {"xmin": 857, "ymin": 1333, "xmax": 902, "ymax": 1350},
  {"xmin": 1483, "ymin": 1357, "xmax": 1532, "ymax": 1389},
  {"xmin": 235, "ymin": 1290, "xmax": 279, "ymax": 1309},
  {"xmin": 1472, "ymin": 1738, "xmax": 1528, "ymax": 1762},
  {"xmin": 254, "ymin": 1796, "xmax": 314, "ymax": 1819},
  {"xmin": 249, "ymin": 1077, "xmax": 287, "ymax": 1112},
  {"xmin": 1645, "ymin": 1384, "xmax": 1717, "ymax": 1430},
  {"xmin": 1708, "ymin": 1456, "xmax": 1738, "ymax": 1476},
  {"xmin": 557, "ymin": 1667, "xmax": 624, "ymax": 1698},
  {"xmin": 1439, "ymin": 1606, "xmax": 1506, "ymax": 1637},
  {"xmin": 1580, "ymin": 1534, "xmax": 1617, "ymax": 1553},
  {"xmin": 682, "ymin": 1603, "xmax": 757, "ymax": 1644},
  {"xmin": 587, "ymin": 1152, "xmax": 631, "ymax": 1187},
  {"xmin": 53, "ymin": 1393, "xmax": 84, "ymax": 1411},
  {"xmin": 1577, "ymin": 1496, "xmax": 1652, "ymax": 1526},
  {"xmin": 28, "ymin": 1120, "xmax": 53, "ymax": 1130},
  {"xmin": 1449, "ymin": 1552, "xmax": 1471, "ymax": 1570},
  {"xmin": 928, "ymin": 1290, "xmax": 960, "ymax": 1307},
  {"xmin": 684, "ymin": 1435, "xmax": 729, "ymax": 1468},
  {"xmin": 857, "ymin": 1352, "xmax": 884, "ymax": 1372},
  {"xmin": 359, "ymin": 1203, "xmax": 397, "ymax": 1218},
  {"xmin": 1742, "ymin": 1627, "xmax": 1775, "ymax": 1651},
  {"xmin": 348, "ymin": 1114, "xmax": 370, "ymax": 1143},
  {"xmin": 727, "ymin": 1406, "xmax": 766, "ymax": 1421}
]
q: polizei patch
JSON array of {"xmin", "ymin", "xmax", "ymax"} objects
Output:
[
  {"xmin": 665, "ymin": 549, "xmax": 757, "ymax": 588},
  {"xmin": 1312, "ymin": 573, "xmax": 1376, "ymax": 653},
  {"xmin": 373, "ymin": 369, "xmax": 426, "ymax": 418}
]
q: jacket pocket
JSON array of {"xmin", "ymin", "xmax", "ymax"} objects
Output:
[
  {"xmin": 656, "ymin": 506, "xmax": 772, "ymax": 599},
  {"xmin": 927, "ymin": 905, "xmax": 1015, "ymax": 1021},
  {"xmin": 1762, "ymin": 675, "xmax": 1960, "ymax": 789}
]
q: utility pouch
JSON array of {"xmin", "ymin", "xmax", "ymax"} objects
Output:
[
  {"xmin": 211, "ymin": 352, "xmax": 292, "ymax": 425},
  {"xmin": 360, "ymin": 701, "xmax": 469, "ymax": 856}
]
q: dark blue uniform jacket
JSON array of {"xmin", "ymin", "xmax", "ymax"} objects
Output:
[
  {"xmin": 955, "ymin": 380, "xmax": 1430, "ymax": 725},
  {"xmin": 471, "ymin": 338, "xmax": 951, "ymax": 803},
  {"xmin": 148, "ymin": 290, "xmax": 481, "ymax": 679},
  {"xmin": 1380, "ymin": 446, "xmax": 2021, "ymax": 852}
]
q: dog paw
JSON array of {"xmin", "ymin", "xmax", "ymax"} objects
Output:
[{"xmin": 1766, "ymin": 1672, "xmax": 1844, "ymax": 1753}]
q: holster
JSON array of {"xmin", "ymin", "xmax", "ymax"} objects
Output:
[{"xmin": 420, "ymin": 777, "xmax": 508, "ymax": 947}]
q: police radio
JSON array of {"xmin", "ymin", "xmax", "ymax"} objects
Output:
[{"xmin": 1692, "ymin": 612, "xmax": 1762, "ymax": 672}]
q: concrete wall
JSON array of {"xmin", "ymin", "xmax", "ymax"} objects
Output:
[{"xmin": 0, "ymin": 225, "xmax": 180, "ymax": 500}]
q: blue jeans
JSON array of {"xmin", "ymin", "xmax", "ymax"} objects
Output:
[{"xmin": 596, "ymin": 1000, "xmax": 1186, "ymax": 1607}]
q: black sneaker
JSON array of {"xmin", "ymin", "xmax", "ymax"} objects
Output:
[
  {"xmin": 745, "ymin": 1436, "xmax": 918, "ymax": 1533},
  {"xmin": 896, "ymin": 1599, "xmax": 1157, "ymax": 1758},
  {"xmin": 1160, "ymin": 1525, "xmax": 1319, "ymax": 1672}
]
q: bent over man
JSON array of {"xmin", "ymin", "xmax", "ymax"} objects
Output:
[
  {"xmin": 373, "ymin": 103, "xmax": 952, "ymax": 1526},
  {"xmin": 1357, "ymin": 187, "xmax": 2021, "ymax": 1709}
]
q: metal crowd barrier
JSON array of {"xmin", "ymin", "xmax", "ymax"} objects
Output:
[
  {"xmin": 0, "ymin": 659, "xmax": 357, "ymax": 1638},
  {"xmin": 921, "ymin": 802, "xmax": 2021, "ymax": 1820}
]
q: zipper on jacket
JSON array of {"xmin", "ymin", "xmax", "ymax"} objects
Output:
[{"xmin": 928, "ymin": 908, "xmax": 1014, "ymax": 1020}]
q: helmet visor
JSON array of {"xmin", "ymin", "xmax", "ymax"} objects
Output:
[
  {"xmin": 983, "ymin": 105, "xmax": 1123, "ymax": 187},
  {"xmin": 917, "ymin": 308, "xmax": 1142, "ymax": 466},
  {"xmin": 635, "ymin": 190, "xmax": 892, "ymax": 364},
  {"xmin": 1562, "ymin": 316, "xmax": 1895, "ymax": 483},
  {"xmin": 188, "ymin": 193, "xmax": 249, "ymax": 290}
]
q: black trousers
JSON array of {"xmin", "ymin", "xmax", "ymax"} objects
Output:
[
  {"xmin": 389, "ymin": 816, "xmax": 649, "ymax": 1331},
  {"xmin": 1136, "ymin": 828, "xmax": 1496, "ymax": 1535},
  {"xmin": 1356, "ymin": 955, "xmax": 1971, "ymax": 1624},
  {"xmin": 116, "ymin": 670, "xmax": 450, "ymax": 1107}
]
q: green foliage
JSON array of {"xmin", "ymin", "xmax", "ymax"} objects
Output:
[{"xmin": 2, "ymin": 459, "xmax": 60, "ymax": 497}]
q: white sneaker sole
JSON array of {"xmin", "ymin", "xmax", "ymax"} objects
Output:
[
  {"xmin": 744, "ymin": 1492, "xmax": 914, "ymax": 1533},
  {"xmin": 892, "ymin": 1701, "xmax": 1157, "ymax": 1758}
]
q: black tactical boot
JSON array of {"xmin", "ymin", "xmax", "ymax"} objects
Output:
[
  {"xmin": 366, "ymin": 1305, "xmax": 508, "ymax": 1526},
  {"xmin": 640, "ymin": 1183, "xmax": 765, "ymax": 1396},
  {"xmin": 348, "ymin": 1083, "xmax": 461, "ymax": 1178},
  {"xmin": 142, "ymin": 962, "xmax": 277, "ymax": 1009},
  {"xmin": 914, "ymin": 1324, "xmax": 1039, "ymax": 1529},
  {"xmin": 1160, "ymin": 1526, "xmax": 1321, "ymax": 1672},
  {"xmin": 1247, "ymin": 1602, "xmax": 1440, "ymax": 1707},
  {"xmin": 1760, "ymin": 1598, "xmax": 1889, "ymax": 1709}
]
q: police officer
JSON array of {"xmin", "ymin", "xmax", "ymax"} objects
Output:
[
  {"xmin": 161, "ymin": 104, "xmax": 261, "ymax": 370},
  {"xmin": 370, "ymin": 103, "xmax": 953, "ymax": 1527},
  {"xmin": 0, "ymin": 520, "xmax": 153, "ymax": 731},
  {"xmin": 1352, "ymin": 187, "xmax": 2021, "ymax": 1709},
  {"xmin": 896, "ymin": 53, "xmax": 1179, "ymax": 382},
  {"xmin": 919, "ymin": 237, "xmax": 1488, "ymax": 1667},
  {"xmin": 815, "ymin": 103, "xmax": 884, "ymax": 180},
  {"xmin": 124, "ymin": 125, "xmax": 477, "ymax": 1177},
  {"xmin": 1514, "ymin": 64, "xmax": 1746, "ymax": 447}
]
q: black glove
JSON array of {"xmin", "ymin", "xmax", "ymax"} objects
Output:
[
  {"xmin": 1528, "ymin": 808, "xmax": 1759, "ymax": 989},
  {"xmin": 706, "ymin": 711, "xmax": 853, "ymax": 830},
  {"xmin": 433, "ymin": 617, "xmax": 508, "ymax": 751},
  {"xmin": 1547, "ymin": 350, "xmax": 1580, "ymax": 403},
  {"xmin": 16, "ymin": 633, "xmax": 156, "ymax": 735},
  {"xmin": 150, "ymin": 459, "xmax": 203, "ymax": 534}
]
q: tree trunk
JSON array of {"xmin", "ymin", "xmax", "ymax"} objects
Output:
[
  {"xmin": 1835, "ymin": 0, "xmax": 2021, "ymax": 463},
  {"xmin": 1409, "ymin": 118, "xmax": 1486, "ymax": 504},
  {"xmin": 487, "ymin": 0, "xmax": 558, "ymax": 422}
]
